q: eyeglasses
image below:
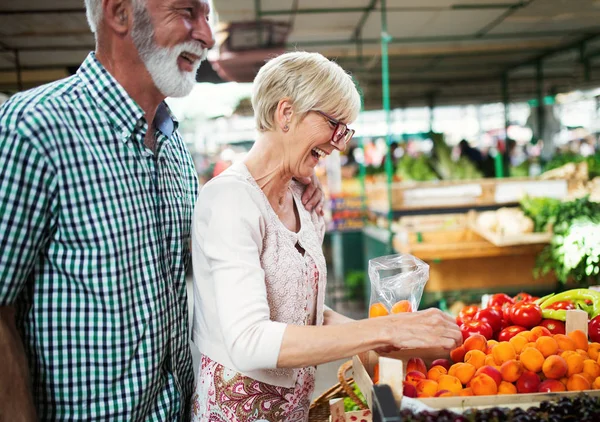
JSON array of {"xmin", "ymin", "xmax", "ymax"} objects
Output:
[{"xmin": 314, "ymin": 110, "xmax": 355, "ymax": 146}]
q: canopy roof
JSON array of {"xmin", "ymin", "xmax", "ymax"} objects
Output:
[{"xmin": 3, "ymin": 1, "xmax": 600, "ymax": 107}]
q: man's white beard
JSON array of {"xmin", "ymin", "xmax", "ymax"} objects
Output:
[
  {"xmin": 141, "ymin": 41, "xmax": 206, "ymax": 98},
  {"xmin": 131, "ymin": 3, "xmax": 207, "ymax": 98}
]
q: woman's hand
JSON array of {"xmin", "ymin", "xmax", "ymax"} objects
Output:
[{"xmin": 381, "ymin": 308, "xmax": 463, "ymax": 351}]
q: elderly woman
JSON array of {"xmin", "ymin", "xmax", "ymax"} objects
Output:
[{"xmin": 191, "ymin": 52, "xmax": 462, "ymax": 422}]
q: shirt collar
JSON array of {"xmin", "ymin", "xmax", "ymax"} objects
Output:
[{"xmin": 77, "ymin": 52, "xmax": 178, "ymax": 141}]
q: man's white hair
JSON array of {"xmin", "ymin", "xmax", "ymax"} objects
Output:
[{"xmin": 84, "ymin": 0, "xmax": 143, "ymax": 35}]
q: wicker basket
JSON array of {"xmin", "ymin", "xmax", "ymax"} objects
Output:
[{"xmin": 308, "ymin": 360, "xmax": 368, "ymax": 422}]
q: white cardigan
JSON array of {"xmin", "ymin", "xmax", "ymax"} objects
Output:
[{"xmin": 191, "ymin": 162, "xmax": 327, "ymax": 388}]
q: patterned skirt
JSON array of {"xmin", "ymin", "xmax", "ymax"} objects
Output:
[{"xmin": 191, "ymin": 355, "xmax": 315, "ymax": 422}]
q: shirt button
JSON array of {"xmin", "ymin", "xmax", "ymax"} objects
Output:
[{"xmin": 121, "ymin": 131, "xmax": 129, "ymax": 140}]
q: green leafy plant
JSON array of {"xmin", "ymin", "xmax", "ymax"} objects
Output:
[
  {"xmin": 429, "ymin": 133, "xmax": 482, "ymax": 180},
  {"xmin": 532, "ymin": 197, "xmax": 600, "ymax": 284},
  {"xmin": 544, "ymin": 152, "xmax": 600, "ymax": 178},
  {"xmin": 396, "ymin": 155, "xmax": 438, "ymax": 182}
]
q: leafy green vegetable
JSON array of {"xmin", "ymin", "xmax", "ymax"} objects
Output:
[
  {"xmin": 544, "ymin": 153, "xmax": 600, "ymax": 178},
  {"xmin": 520, "ymin": 196, "xmax": 561, "ymax": 232},
  {"xmin": 429, "ymin": 133, "xmax": 482, "ymax": 180},
  {"xmin": 533, "ymin": 196, "xmax": 600, "ymax": 284},
  {"xmin": 396, "ymin": 155, "xmax": 438, "ymax": 182},
  {"xmin": 510, "ymin": 161, "xmax": 531, "ymax": 178}
]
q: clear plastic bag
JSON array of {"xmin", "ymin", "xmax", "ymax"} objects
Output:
[{"xmin": 368, "ymin": 254, "xmax": 429, "ymax": 317}]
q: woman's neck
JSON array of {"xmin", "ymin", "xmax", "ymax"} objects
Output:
[{"xmin": 244, "ymin": 133, "xmax": 294, "ymax": 209}]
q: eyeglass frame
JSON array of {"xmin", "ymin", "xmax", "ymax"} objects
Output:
[{"xmin": 314, "ymin": 110, "xmax": 355, "ymax": 146}]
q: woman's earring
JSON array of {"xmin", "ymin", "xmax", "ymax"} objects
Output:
[{"xmin": 283, "ymin": 125, "xmax": 289, "ymax": 132}]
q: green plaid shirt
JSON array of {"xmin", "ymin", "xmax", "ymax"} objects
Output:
[{"xmin": 0, "ymin": 53, "xmax": 197, "ymax": 420}]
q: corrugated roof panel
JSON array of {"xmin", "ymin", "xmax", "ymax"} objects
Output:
[{"xmin": 261, "ymin": 0, "xmax": 368, "ymax": 10}]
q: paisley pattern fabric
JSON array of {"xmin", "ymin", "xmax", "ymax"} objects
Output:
[{"xmin": 191, "ymin": 355, "xmax": 316, "ymax": 422}]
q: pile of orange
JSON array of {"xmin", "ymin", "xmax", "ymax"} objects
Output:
[{"xmin": 403, "ymin": 328, "xmax": 600, "ymax": 398}]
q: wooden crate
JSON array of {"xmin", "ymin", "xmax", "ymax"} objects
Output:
[
  {"xmin": 365, "ymin": 178, "xmax": 569, "ymax": 214},
  {"xmin": 393, "ymin": 227, "xmax": 555, "ymax": 292},
  {"xmin": 353, "ymin": 351, "xmax": 600, "ymax": 414},
  {"xmin": 467, "ymin": 210, "xmax": 552, "ymax": 247}
]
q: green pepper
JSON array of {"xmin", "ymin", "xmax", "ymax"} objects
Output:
[
  {"xmin": 535, "ymin": 293, "xmax": 555, "ymax": 306},
  {"xmin": 541, "ymin": 309, "xmax": 567, "ymax": 321},
  {"xmin": 540, "ymin": 289, "xmax": 600, "ymax": 319}
]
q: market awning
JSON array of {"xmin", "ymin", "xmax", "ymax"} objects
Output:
[
  {"xmin": 4, "ymin": 1, "xmax": 600, "ymax": 107},
  {"xmin": 212, "ymin": 0, "xmax": 600, "ymax": 107}
]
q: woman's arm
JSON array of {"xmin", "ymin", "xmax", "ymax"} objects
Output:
[
  {"xmin": 323, "ymin": 306, "xmax": 355, "ymax": 326},
  {"xmin": 277, "ymin": 308, "xmax": 462, "ymax": 369}
]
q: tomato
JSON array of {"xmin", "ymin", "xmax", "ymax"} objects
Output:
[
  {"xmin": 589, "ymin": 315, "xmax": 600, "ymax": 343},
  {"xmin": 539, "ymin": 319, "xmax": 566, "ymax": 335},
  {"xmin": 498, "ymin": 325, "xmax": 527, "ymax": 341},
  {"xmin": 460, "ymin": 320, "xmax": 493, "ymax": 341},
  {"xmin": 510, "ymin": 302, "xmax": 542, "ymax": 329},
  {"xmin": 513, "ymin": 292, "xmax": 533, "ymax": 303},
  {"xmin": 474, "ymin": 308, "xmax": 503, "ymax": 333},
  {"xmin": 487, "ymin": 293, "xmax": 514, "ymax": 308},
  {"xmin": 546, "ymin": 301, "xmax": 575, "ymax": 311},
  {"xmin": 501, "ymin": 303, "xmax": 513, "ymax": 324},
  {"xmin": 457, "ymin": 305, "xmax": 479, "ymax": 326}
]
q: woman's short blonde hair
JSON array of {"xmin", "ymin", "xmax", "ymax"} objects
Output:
[{"xmin": 252, "ymin": 51, "xmax": 361, "ymax": 132}]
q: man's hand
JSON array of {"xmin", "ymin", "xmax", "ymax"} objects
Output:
[
  {"xmin": 0, "ymin": 306, "xmax": 37, "ymax": 422},
  {"xmin": 296, "ymin": 173, "xmax": 325, "ymax": 216}
]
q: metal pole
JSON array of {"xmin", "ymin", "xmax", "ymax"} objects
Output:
[
  {"xmin": 580, "ymin": 43, "xmax": 591, "ymax": 82},
  {"xmin": 357, "ymin": 36, "xmax": 367, "ymax": 219},
  {"xmin": 381, "ymin": 0, "xmax": 394, "ymax": 252},
  {"xmin": 15, "ymin": 50, "xmax": 23, "ymax": 91},
  {"xmin": 427, "ymin": 92, "xmax": 435, "ymax": 133},
  {"xmin": 502, "ymin": 73, "xmax": 510, "ymax": 138},
  {"xmin": 536, "ymin": 60, "xmax": 544, "ymax": 145}
]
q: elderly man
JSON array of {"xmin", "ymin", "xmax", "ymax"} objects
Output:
[{"xmin": 0, "ymin": 0, "xmax": 323, "ymax": 420}]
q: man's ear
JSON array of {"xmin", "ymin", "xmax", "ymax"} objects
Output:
[{"xmin": 103, "ymin": 0, "xmax": 132, "ymax": 35}]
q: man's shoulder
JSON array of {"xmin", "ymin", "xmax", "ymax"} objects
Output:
[{"xmin": 0, "ymin": 74, "xmax": 83, "ymax": 130}]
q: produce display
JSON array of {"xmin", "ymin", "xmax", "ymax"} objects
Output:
[
  {"xmin": 395, "ymin": 290, "xmax": 600, "ymax": 400},
  {"xmin": 397, "ymin": 394, "xmax": 600, "ymax": 422}
]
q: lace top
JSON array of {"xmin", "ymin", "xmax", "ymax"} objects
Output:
[{"xmin": 191, "ymin": 162, "xmax": 327, "ymax": 388}]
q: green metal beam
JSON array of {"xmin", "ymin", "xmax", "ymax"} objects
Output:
[
  {"xmin": 0, "ymin": 8, "xmax": 85, "ymax": 15},
  {"xmin": 505, "ymin": 33, "xmax": 600, "ymax": 71},
  {"xmin": 335, "ymin": 49, "xmax": 537, "ymax": 63},
  {"xmin": 262, "ymin": 7, "xmax": 366, "ymax": 16},
  {"xmin": 502, "ymin": 73, "xmax": 510, "ymax": 156},
  {"xmin": 380, "ymin": 0, "xmax": 394, "ymax": 250},
  {"xmin": 15, "ymin": 50, "xmax": 23, "ymax": 91},
  {"xmin": 260, "ymin": 4, "xmax": 524, "ymax": 16},
  {"xmin": 536, "ymin": 60, "xmax": 544, "ymax": 144},
  {"xmin": 452, "ymin": 2, "xmax": 528, "ymax": 10},
  {"xmin": 475, "ymin": 0, "xmax": 532, "ymax": 37},
  {"xmin": 254, "ymin": 0, "xmax": 261, "ymax": 20},
  {"xmin": 352, "ymin": 0, "xmax": 378, "ymax": 40},
  {"xmin": 287, "ymin": 29, "xmax": 600, "ymax": 48}
]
